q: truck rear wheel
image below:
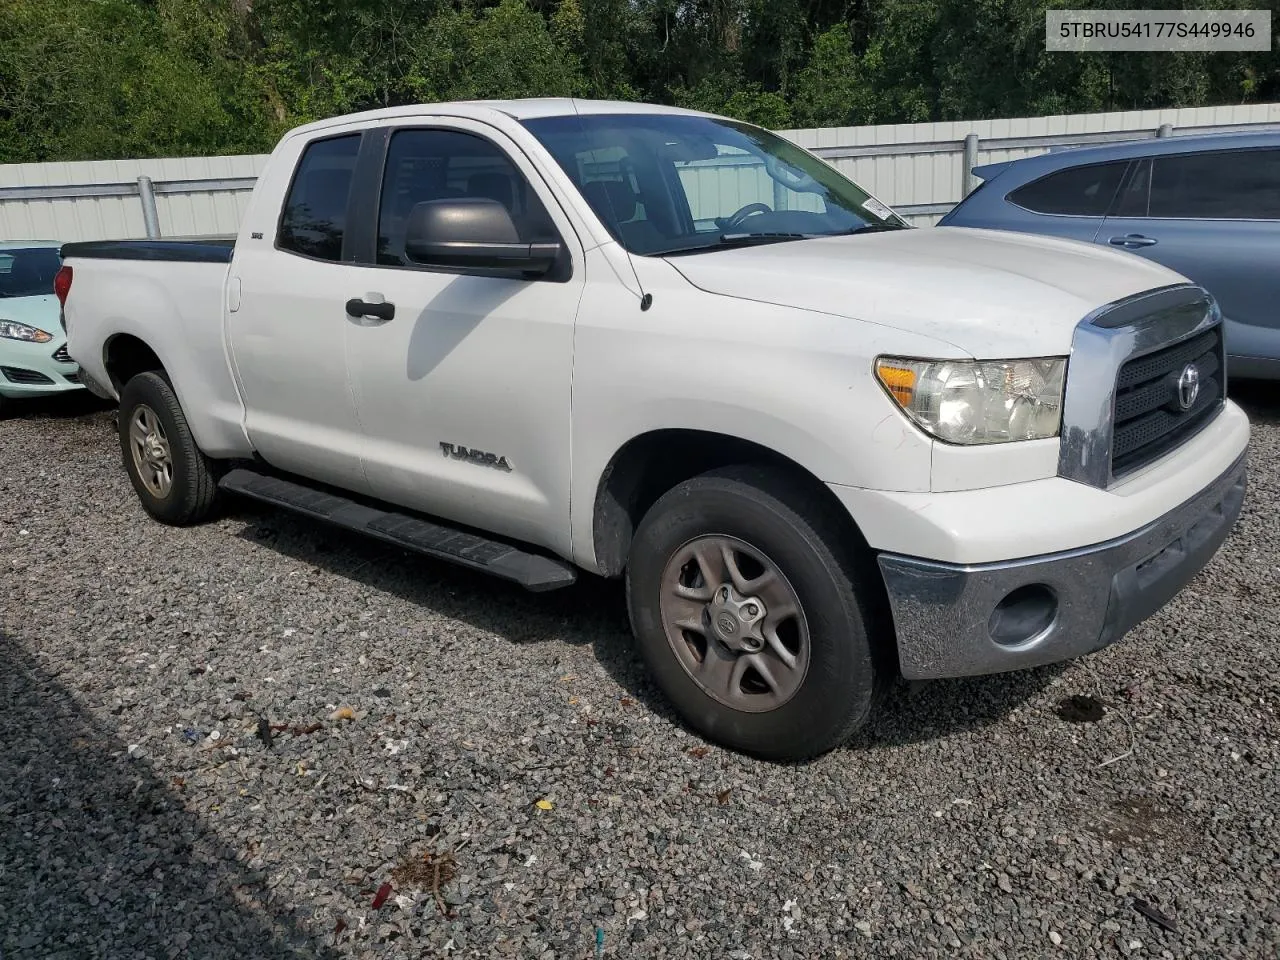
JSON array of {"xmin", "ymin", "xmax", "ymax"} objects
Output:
[
  {"xmin": 625, "ymin": 464, "xmax": 884, "ymax": 761},
  {"xmin": 118, "ymin": 371, "xmax": 222, "ymax": 526}
]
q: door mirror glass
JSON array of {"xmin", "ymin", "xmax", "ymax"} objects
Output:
[{"xmin": 403, "ymin": 198, "xmax": 562, "ymax": 275}]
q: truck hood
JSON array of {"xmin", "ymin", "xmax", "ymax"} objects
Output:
[{"xmin": 662, "ymin": 226, "xmax": 1187, "ymax": 357}]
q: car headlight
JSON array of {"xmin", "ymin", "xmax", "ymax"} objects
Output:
[
  {"xmin": 0, "ymin": 319, "xmax": 53, "ymax": 343},
  {"xmin": 875, "ymin": 356, "xmax": 1066, "ymax": 444}
]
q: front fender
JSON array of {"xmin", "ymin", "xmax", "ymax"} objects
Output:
[{"xmin": 567, "ymin": 258, "xmax": 960, "ymax": 571}]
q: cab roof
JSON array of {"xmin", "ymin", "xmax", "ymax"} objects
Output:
[{"xmin": 283, "ymin": 98, "xmax": 722, "ymax": 140}]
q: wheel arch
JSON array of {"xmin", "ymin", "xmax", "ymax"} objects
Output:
[
  {"xmin": 102, "ymin": 332, "xmax": 166, "ymax": 393},
  {"xmin": 590, "ymin": 428, "xmax": 877, "ymax": 579}
]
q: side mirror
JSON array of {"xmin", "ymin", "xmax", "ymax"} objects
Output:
[{"xmin": 403, "ymin": 198, "xmax": 561, "ymax": 276}]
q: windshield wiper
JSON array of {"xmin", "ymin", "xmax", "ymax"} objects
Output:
[
  {"xmin": 842, "ymin": 222, "xmax": 909, "ymax": 236},
  {"xmin": 718, "ymin": 231, "xmax": 810, "ymax": 244},
  {"xmin": 655, "ymin": 232, "xmax": 811, "ymax": 256}
]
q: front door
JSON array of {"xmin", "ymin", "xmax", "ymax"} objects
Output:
[{"xmin": 341, "ymin": 120, "xmax": 586, "ymax": 555}]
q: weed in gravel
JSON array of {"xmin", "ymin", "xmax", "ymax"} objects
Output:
[{"xmin": 391, "ymin": 849, "xmax": 459, "ymax": 916}]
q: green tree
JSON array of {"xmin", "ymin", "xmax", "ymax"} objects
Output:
[
  {"xmin": 791, "ymin": 23, "xmax": 869, "ymax": 127},
  {"xmin": 0, "ymin": 0, "xmax": 269, "ymax": 163},
  {"xmin": 5, "ymin": 0, "xmax": 1280, "ymax": 164}
]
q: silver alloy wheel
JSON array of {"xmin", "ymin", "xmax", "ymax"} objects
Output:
[
  {"xmin": 128, "ymin": 404, "xmax": 173, "ymax": 499},
  {"xmin": 659, "ymin": 535, "xmax": 811, "ymax": 713}
]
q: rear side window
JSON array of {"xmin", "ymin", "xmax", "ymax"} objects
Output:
[
  {"xmin": 1147, "ymin": 148, "xmax": 1280, "ymax": 220},
  {"xmin": 1007, "ymin": 160, "xmax": 1128, "ymax": 216},
  {"xmin": 278, "ymin": 134, "xmax": 362, "ymax": 261}
]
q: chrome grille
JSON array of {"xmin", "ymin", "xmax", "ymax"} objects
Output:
[
  {"xmin": 1111, "ymin": 325, "xmax": 1224, "ymax": 478},
  {"xmin": 51, "ymin": 344, "xmax": 72, "ymax": 363},
  {"xmin": 1057, "ymin": 284, "xmax": 1225, "ymax": 490}
]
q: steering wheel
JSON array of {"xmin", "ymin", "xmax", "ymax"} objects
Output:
[{"xmin": 716, "ymin": 202, "xmax": 773, "ymax": 232}]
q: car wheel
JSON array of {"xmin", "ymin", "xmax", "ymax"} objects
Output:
[
  {"xmin": 626, "ymin": 464, "xmax": 885, "ymax": 761},
  {"xmin": 118, "ymin": 371, "xmax": 222, "ymax": 526}
]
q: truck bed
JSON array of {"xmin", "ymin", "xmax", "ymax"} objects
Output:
[
  {"xmin": 60, "ymin": 239, "xmax": 235, "ymax": 263},
  {"xmin": 61, "ymin": 238, "xmax": 251, "ymax": 459}
]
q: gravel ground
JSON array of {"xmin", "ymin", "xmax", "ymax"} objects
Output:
[{"xmin": 1, "ymin": 385, "xmax": 1277, "ymax": 960}]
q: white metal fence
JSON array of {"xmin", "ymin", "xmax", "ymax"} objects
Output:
[{"xmin": 3, "ymin": 101, "xmax": 1280, "ymax": 240}]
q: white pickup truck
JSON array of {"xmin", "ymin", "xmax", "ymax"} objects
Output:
[{"xmin": 60, "ymin": 98, "xmax": 1249, "ymax": 760}]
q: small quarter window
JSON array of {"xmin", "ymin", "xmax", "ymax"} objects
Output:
[
  {"xmin": 278, "ymin": 134, "xmax": 362, "ymax": 261},
  {"xmin": 1007, "ymin": 160, "xmax": 1128, "ymax": 217}
]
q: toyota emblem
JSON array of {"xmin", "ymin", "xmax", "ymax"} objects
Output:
[{"xmin": 1177, "ymin": 363, "xmax": 1201, "ymax": 411}]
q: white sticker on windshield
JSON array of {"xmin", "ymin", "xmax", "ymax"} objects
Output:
[{"xmin": 862, "ymin": 197, "xmax": 896, "ymax": 221}]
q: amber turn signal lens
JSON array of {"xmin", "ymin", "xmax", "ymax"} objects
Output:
[{"xmin": 875, "ymin": 360, "xmax": 917, "ymax": 406}]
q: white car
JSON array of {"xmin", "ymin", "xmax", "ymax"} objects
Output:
[
  {"xmin": 0, "ymin": 240, "xmax": 83, "ymax": 413},
  {"xmin": 60, "ymin": 99, "xmax": 1249, "ymax": 760}
]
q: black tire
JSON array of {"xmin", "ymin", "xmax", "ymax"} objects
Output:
[
  {"xmin": 626, "ymin": 464, "xmax": 886, "ymax": 761},
  {"xmin": 118, "ymin": 371, "xmax": 222, "ymax": 526}
]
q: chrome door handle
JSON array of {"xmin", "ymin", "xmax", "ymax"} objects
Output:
[{"xmin": 1109, "ymin": 234, "xmax": 1158, "ymax": 248}]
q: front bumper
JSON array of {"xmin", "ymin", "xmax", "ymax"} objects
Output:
[
  {"xmin": 877, "ymin": 452, "xmax": 1247, "ymax": 680},
  {"xmin": 0, "ymin": 337, "xmax": 83, "ymax": 399}
]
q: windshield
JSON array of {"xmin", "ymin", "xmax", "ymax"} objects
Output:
[
  {"xmin": 0, "ymin": 247, "xmax": 61, "ymax": 298},
  {"xmin": 521, "ymin": 113, "xmax": 908, "ymax": 256}
]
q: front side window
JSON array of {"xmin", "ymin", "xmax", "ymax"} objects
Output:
[
  {"xmin": 0, "ymin": 247, "xmax": 61, "ymax": 298},
  {"xmin": 1148, "ymin": 148, "xmax": 1280, "ymax": 220},
  {"xmin": 521, "ymin": 113, "xmax": 908, "ymax": 255},
  {"xmin": 376, "ymin": 128, "xmax": 557, "ymax": 267},
  {"xmin": 1007, "ymin": 160, "xmax": 1128, "ymax": 217},
  {"xmin": 277, "ymin": 133, "xmax": 362, "ymax": 261}
]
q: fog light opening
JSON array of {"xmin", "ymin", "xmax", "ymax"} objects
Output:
[{"xmin": 989, "ymin": 583, "xmax": 1058, "ymax": 648}]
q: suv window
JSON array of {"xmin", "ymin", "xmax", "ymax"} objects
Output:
[
  {"xmin": 376, "ymin": 128, "xmax": 557, "ymax": 267},
  {"xmin": 1007, "ymin": 160, "xmax": 1128, "ymax": 216},
  {"xmin": 1148, "ymin": 148, "xmax": 1280, "ymax": 219},
  {"xmin": 1113, "ymin": 158, "xmax": 1152, "ymax": 217},
  {"xmin": 277, "ymin": 134, "xmax": 362, "ymax": 261}
]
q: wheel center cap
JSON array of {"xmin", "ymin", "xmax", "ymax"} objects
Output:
[{"xmin": 707, "ymin": 585, "xmax": 765, "ymax": 652}]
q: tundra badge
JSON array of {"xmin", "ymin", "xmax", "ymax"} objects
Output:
[{"xmin": 440, "ymin": 442, "xmax": 512, "ymax": 472}]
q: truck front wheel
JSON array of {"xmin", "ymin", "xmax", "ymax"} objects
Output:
[
  {"xmin": 626, "ymin": 464, "xmax": 885, "ymax": 762},
  {"xmin": 118, "ymin": 371, "xmax": 222, "ymax": 526}
]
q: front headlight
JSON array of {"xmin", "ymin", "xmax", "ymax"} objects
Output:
[
  {"xmin": 0, "ymin": 319, "xmax": 53, "ymax": 343},
  {"xmin": 875, "ymin": 356, "xmax": 1066, "ymax": 444}
]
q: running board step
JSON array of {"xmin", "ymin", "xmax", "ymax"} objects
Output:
[{"xmin": 218, "ymin": 468, "xmax": 577, "ymax": 592}]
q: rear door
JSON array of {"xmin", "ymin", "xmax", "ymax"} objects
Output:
[
  {"xmin": 1098, "ymin": 147, "xmax": 1280, "ymax": 361},
  {"xmin": 226, "ymin": 129, "xmax": 374, "ymax": 494}
]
